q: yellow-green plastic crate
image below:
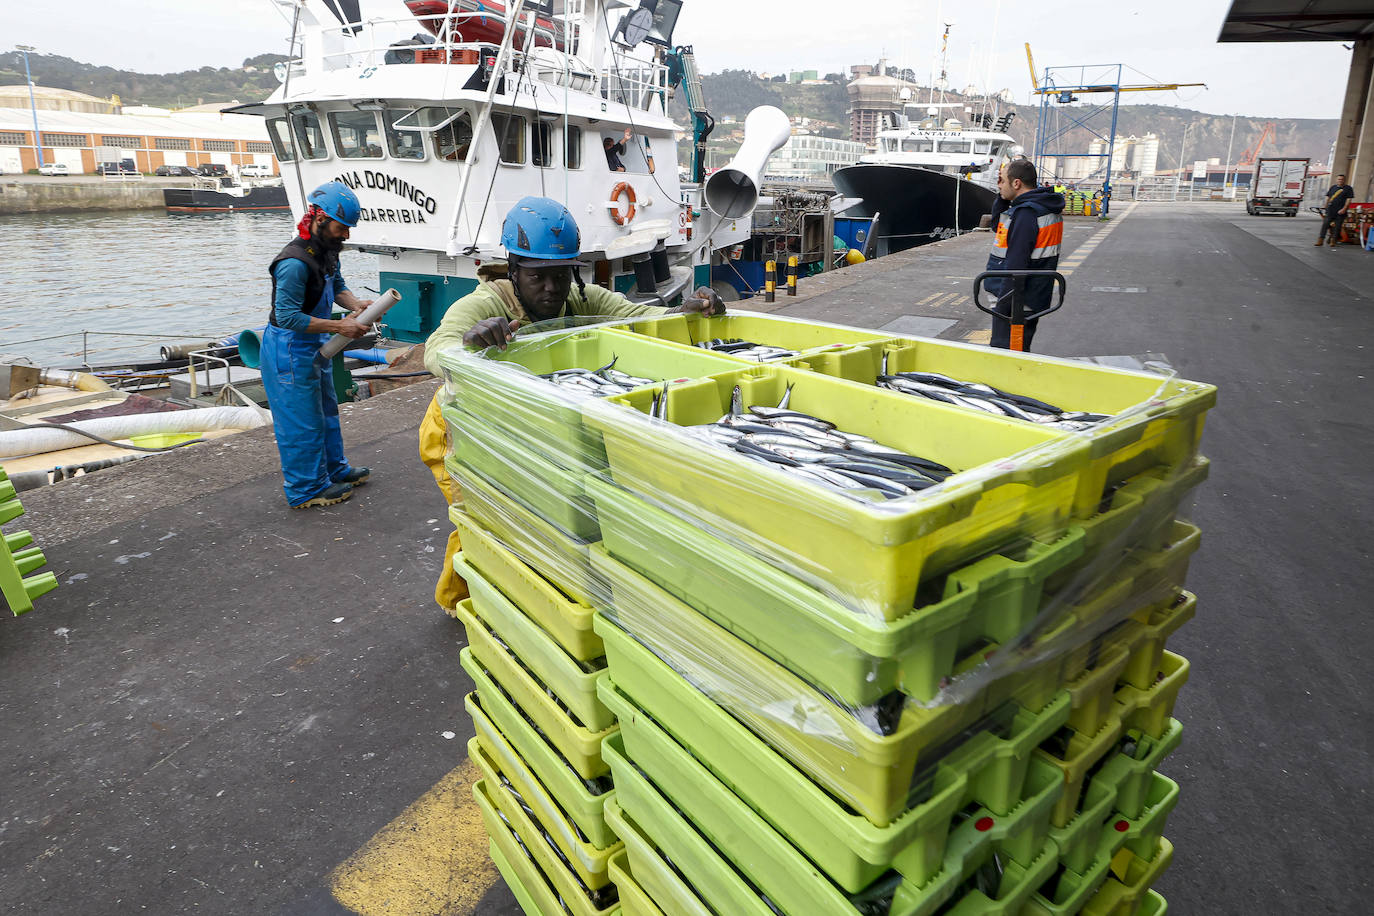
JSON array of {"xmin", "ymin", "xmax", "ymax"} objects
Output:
[
  {"xmin": 465, "ymin": 687, "xmax": 617, "ymax": 849},
  {"xmin": 435, "ymin": 327, "xmax": 744, "ymax": 469},
  {"xmin": 448, "ymin": 463, "xmax": 602, "ymax": 606},
  {"xmin": 475, "ymin": 777, "xmax": 619, "ymax": 916},
  {"xmin": 1038, "ymin": 715, "xmax": 1183, "ymax": 828},
  {"xmin": 606, "ymin": 312, "xmax": 897, "ymax": 364},
  {"xmin": 1116, "ymin": 592, "xmax": 1196, "ymax": 690},
  {"xmin": 589, "ymin": 476, "xmax": 1085, "ymax": 706},
  {"xmin": 446, "ymin": 404, "xmax": 599, "ymax": 540},
  {"xmin": 607, "ymin": 849, "xmax": 668, "ymax": 916},
  {"xmin": 604, "ymin": 722, "xmax": 1062, "ymax": 916},
  {"xmin": 796, "ymin": 336, "xmax": 1216, "ymax": 517},
  {"xmin": 597, "ymin": 626, "xmax": 1067, "ymax": 891},
  {"xmin": 460, "ymin": 606, "xmax": 616, "ymax": 779},
  {"xmin": 460, "ymin": 555, "xmax": 612, "ymax": 730},
  {"xmin": 487, "ymin": 840, "xmax": 546, "ymax": 916},
  {"xmin": 606, "ymin": 797, "xmax": 762, "ymax": 916},
  {"xmin": 470, "ymin": 736, "xmax": 622, "ymax": 890},
  {"xmin": 1113, "ymin": 652, "xmax": 1189, "ymax": 739},
  {"xmin": 450, "ymin": 508, "xmax": 602, "ymax": 660},
  {"xmin": 584, "ymin": 364, "xmax": 1088, "ymax": 621},
  {"xmin": 593, "ymin": 566, "xmax": 1067, "ymax": 827},
  {"xmin": 1080, "ymin": 837, "xmax": 1174, "ymax": 916}
]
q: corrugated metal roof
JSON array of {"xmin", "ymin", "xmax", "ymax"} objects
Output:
[
  {"xmin": 0, "ymin": 107, "xmax": 269, "ymax": 141},
  {"xmin": 1219, "ymin": 1, "xmax": 1374, "ymax": 42}
]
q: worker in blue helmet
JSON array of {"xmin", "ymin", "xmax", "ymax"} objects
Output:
[
  {"xmin": 418, "ymin": 196, "xmax": 723, "ymax": 610},
  {"xmin": 261, "ymin": 181, "xmax": 375, "ymax": 509}
]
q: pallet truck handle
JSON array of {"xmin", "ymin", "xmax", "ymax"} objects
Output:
[{"xmin": 972, "ymin": 270, "xmax": 1068, "ymax": 322}]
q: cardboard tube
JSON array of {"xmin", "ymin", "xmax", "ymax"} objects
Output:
[{"xmin": 316, "ymin": 289, "xmax": 401, "ymax": 364}]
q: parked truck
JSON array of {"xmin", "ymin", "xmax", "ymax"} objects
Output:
[{"xmin": 1247, "ymin": 157, "xmax": 1309, "ymax": 216}]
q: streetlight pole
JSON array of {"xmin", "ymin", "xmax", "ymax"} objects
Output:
[
  {"xmin": 1172, "ymin": 122, "xmax": 1192, "ymax": 201},
  {"xmin": 1223, "ymin": 114, "xmax": 1237, "ymax": 196},
  {"xmin": 15, "ymin": 45, "xmax": 45, "ymax": 170}
]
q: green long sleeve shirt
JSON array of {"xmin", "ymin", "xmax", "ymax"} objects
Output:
[{"xmin": 423, "ymin": 278, "xmax": 669, "ymax": 376}]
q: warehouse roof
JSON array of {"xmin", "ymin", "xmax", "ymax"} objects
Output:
[{"xmin": 1219, "ymin": 0, "xmax": 1374, "ymax": 41}]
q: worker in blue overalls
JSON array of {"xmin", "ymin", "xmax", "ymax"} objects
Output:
[{"xmin": 262, "ymin": 181, "xmax": 373, "ymax": 509}]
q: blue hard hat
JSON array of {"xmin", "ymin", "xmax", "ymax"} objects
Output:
[
  {"xmin": 501, "ymin": 196, "xmax": 582, "ymax": 266},
  {"xmin": 307, "ymin": 181, "xmax": 360, "ymax": 227}
]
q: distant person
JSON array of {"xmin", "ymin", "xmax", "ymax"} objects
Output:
[
  {"xmin": 261, "ymin": 181, "xmax": 374, "ymax": 509},
  {"xmin": 985, "ymin": 159, "xmax": 1064, "ymax": 351},
  {"xmin": 603, "ymin": 127, "xmax": 632, "ymax": 171},
  {"xmin": 1316, "ymin": 173, "xmax": 1354, "ymax": 248}
]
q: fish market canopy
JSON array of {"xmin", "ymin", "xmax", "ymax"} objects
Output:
[{"xmin": 1218, "ymin": 1, "xmax": 1374, "ymax": 42}]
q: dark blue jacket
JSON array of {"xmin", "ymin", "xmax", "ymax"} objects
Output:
[{"xmin": 986, "ymin": 187, "xmax": 1065, "ymax": 316}]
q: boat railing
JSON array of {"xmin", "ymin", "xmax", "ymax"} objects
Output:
[
  {"xmin": 185, "ymin": 349, "xmax": 236, "ymax": 401},
  {"xmin": 601, "ymin": 48, "xmax": 667, "ymax": 111},
  {"xmin": 308, "ymin": 11, "xmax": 563, "ymax": 73},
  {"xmin": 3, "ymin": 331, "xmax": 244, "ymax": 392}
]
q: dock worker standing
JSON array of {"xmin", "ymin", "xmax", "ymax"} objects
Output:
[
  {"xmin": 986, "ymin": 159, "xmax": 1064, "ymax": 351},
  {"xmin": 1316, "ymin": 173, "xmax": 1354, "ymax": 248},
  {"xmin": 261, "ymin": 181, "xmax": 374, "ymax": 509},
  {"xmin": 418, "ymin": 196, "xmax": 724, "ymax": 610}
]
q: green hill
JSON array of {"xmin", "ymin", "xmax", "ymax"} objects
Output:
[{"xmin": 0, "ymin": 50, "xmax": 285, "ymax": 109}]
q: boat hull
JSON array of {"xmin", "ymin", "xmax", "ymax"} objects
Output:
[
  {"xmin": 163, "ymin": 186, "xmax": 290, "ymax": 212},
  {"xmin": 831, "ymin": 164, "xmax": 996, "ymax": 256}
]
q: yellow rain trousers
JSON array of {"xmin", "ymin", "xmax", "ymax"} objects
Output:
[{"xmin": 419, "ymin": 392, "xmax": 468, "ymax": 611}]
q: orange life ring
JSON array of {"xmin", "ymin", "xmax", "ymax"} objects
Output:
[{"xmin": 610, "ymin": 182, "xmax": 636, "ymax": 225}]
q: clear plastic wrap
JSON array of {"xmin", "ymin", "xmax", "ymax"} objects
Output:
[{"xmin": 434, "ymin": 316, "xmax": 1212, "ymax": 825}]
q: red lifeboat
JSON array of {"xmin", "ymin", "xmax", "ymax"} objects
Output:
[{"xmin": 405, "ymin": 1, "xmax": 565, "ymax": 50}]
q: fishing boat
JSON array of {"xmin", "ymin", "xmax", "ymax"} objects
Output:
[
  {"xmin": 832, "ymin": 101, "xmax": 1020, "ymax": 256},
  {"xmin": 225, "ymin": 0, "xmax": 770, "ymax": 344},
  {"xmin": 162, "ymin": 176, "xmax": 290, "ymax": 212}
]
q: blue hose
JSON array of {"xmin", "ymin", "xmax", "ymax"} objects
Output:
[{"xmin": 347, "ymin": 348, "xmax": 392, "ymax": 365}]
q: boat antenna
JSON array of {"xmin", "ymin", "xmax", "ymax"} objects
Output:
[
  {"xmin": 282, "ymin": 0, "xmax": 309, "ymax": 215},
  {"xmin": 937, "ymin": 22, "xmax": 952, "ymax": 108}
]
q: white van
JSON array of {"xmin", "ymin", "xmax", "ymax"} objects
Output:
[
  {"xmin": 39, "ymin": 162, "xmax": 71, "ymax": 176},
  {"xmin": 241, "ymin": 164, "xmax": 274, "ymax": 178}
]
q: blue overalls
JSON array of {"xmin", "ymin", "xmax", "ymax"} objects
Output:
[{"xmin": 262, "ymin": 242, "xmax": 351, "ymax": 507}]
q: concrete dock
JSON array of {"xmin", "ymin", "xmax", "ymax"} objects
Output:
[{"xmin": 1, "ymin": 200, "xmax": 1371, "ymax": 914}]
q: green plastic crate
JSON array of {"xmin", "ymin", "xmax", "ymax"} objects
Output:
[
  {"xmin": 460, "ymin": 555, "xmax": 612, "ymax": 730},
  {"xmin": 475, "ymin": 777, "xmax": 619, "ymax": 916},
  {"xmin": 584, "ymin": 364, "xmax": 1088, "ymax": 622},
  {"xmin": 487, "ymin": 839, "xmax": 546, "ymax": 916},
  {"xmin": 0, "ymin": 470, "xmax": 59, "ymax": 616},
  {"xmin": 607, "ymin": 849, "xmax": 668, "ymax": 916},
  {"xmin": 1113, "ymin": 652, "xmax": 1189, "ymax": 740},
  {"xmin": 446, "ymin": 404, "xmax": 600, "ymax": 540},
  {"xmin": 589, "ymin": 475, "xmax": 1086, "ymax": 705},
  {"xmin": 448, "ymin": 464, "xmax": 602, "ymax": 607},
  {"xmin": 435, "ymin": 326, "xmax": 744, "ymax": 471},
  {"xmin": 604, "ymin": 724, "xmax": 1061, "ymax": 916},
  {"xmin": 1080, "ymin": 837, "xmax": 1174, "ymax": 916},
  {"xmin": 593, "ymin": 568, "xmax": 1068, "ymax": 827},
  {"xmin": 450, "ymin": 508, "xmax": 602, "ymax": 660},
  {"xmin": 606, "ymin": 312, "xmax": 896, "ymax": 363},
  {"xmin": 793, "ymin": 336, "xmax": 1216, "ymax": 518},
  {"xmin": 459, "ymin": 606, "xmax": 616, "ymax": 779},
  {"xmin": 605, "ymin": 799, "xmax": 738, "ymax": 916},
  {"xmin": 1037, "ymin": 715, "xmax": 1183, "ymax": 829},
  {"xmin": 470, "ymin": 736, "xmax": 622, "ymax": 890},
  {"xmin": 1140, "ymin": 889, "xmax": 1168, "ymax": 915},
  {"xmin": 596, "ymin": 631, "xmax": 1066, "ymax": 891},
  {"xmin": 465, "ymin": 686, "xmax": 617, "ymax": 849},
  {"xmin": 1116, "ymin": 593, "xmax": 1196, "ymax": 690}
]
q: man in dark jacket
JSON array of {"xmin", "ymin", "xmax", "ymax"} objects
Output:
[
  {"xmin": 1316, "ymin": 174, "xmax": 1354, "ymax": 248},
  {"xmin": 985, "ymin": 159, "xmax": 1065, "ymax": 351}
]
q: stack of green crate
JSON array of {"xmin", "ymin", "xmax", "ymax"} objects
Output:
[
  {"xmin": 1, "ymin": 466, "xmax": 59, "ymax": 615},
  {"xmin": 573, "ymin": 348, "xmax": 1211, "ymax": 914}
]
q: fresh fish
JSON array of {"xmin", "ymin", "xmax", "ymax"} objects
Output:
[
  {"xmin": 777, "ymin": 382, "xmax": 794, "ymax": 410},
  {"xmin": 748, "ymin": 406, "xmax": 836, "ymax": 429},
  {"xmin": 730, "ymin": 385, "xmax": 744, "ymax": 417}
]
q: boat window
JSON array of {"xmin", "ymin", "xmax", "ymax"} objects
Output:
[
  {"xmin": 330, "ymin": 111, "xmax": 383, "ymax": 159},
  {"xmin": 903, "ymin": 138, "xmax": 933, "ymax": 153},
  {"xmin": 434, "ymin": 113, "xmax": 474, "ymax": 161},
  {"xmin": 267, "ymin": 119, "xmax": 296, "ymax": 162},
  {"xmin": 384, "ymin": 117, "xmax": 425, "ymax": 160},
  {"xmin": 490, "ymin": 113, "xmax": 526, "ymax": 164},
  {"xmin": 565, "ymin": 125, "xmax": 583, "ymax": 169},
  {"xmin": 972, "ymin": 140, "xmax": 992, "ymax": 155},
  {"xmin": 292, "ymin": 111, "xmax": 328, "ymax": 160},
  {"xmin": 533, "ymin": 120, "xmax": 555, "ymax": 167},
  {"xmin": 938, "ymin": 140, "xmax": 971, "ymax": 154}
]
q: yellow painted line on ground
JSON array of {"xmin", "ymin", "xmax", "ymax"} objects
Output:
[
  {"xmin": 919, "ymin": 292, "xmax": 942, "ymax": 305},
  {"xmin": 330, "ymin": 759, "xmax": 497, "ymax": 916},
  {"xmin": 963, "ymin": 329, "xmax": 993, "ymax": 344}
]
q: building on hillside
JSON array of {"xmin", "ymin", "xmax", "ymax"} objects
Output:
[
  {"xmin": 0, "ymin": 96, "xmax": 277, "ymax": 175},
  {"xmin": 0, "ymin": 85, "xmax": 117, "ymax": 114},
  {"xmin": 764, "ymin": 132, "xmax": 867, "ymax": 184},
  {"xmin": 848, "ymin": 73, "xmax": 918, "ymax": 148}
]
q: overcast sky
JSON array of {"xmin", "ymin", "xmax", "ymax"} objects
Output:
[{"xmin": 8, "ymin": 0, "xmax": 1355, "ymax": 119}]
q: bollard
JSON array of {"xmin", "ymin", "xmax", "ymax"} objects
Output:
[
  {"xmin": 786, "ymin": 255, "xmax": 798, "ymax": 296},
  {"xmin": 765, "ymin": 259, "xmax": 777, "ymax": 302}
]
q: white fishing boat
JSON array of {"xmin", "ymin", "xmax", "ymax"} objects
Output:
[{"xmin": 228, "ymin": 0, "xmax": 775, "ymax": 343}]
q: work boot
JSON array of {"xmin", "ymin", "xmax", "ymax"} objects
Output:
[
  {"xmin": 293, "ymin": 481, "xmax": 353, "ymax": 509},
  {"xmin": 335, "ymin": 466, "xmax": 371, "ymax": 487},
  {"xmin": 1330, "ymin": 239, "xmax": 1339, "ymax": 248},
  {"xmin": 1314, "ymin": 239, "xmax": 1325, "ymax": 246}
]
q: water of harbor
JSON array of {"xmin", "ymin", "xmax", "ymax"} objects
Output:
[{"xmin": 0, "ymin": 210, "xmax": 380, "ymax": 367}]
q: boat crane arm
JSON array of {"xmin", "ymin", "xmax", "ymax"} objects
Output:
[{"xmin": 666, "ymin": 45, "xmax": 714, "ymax": 183}]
